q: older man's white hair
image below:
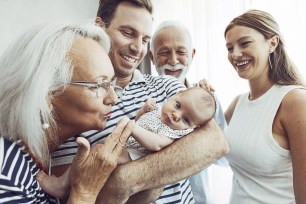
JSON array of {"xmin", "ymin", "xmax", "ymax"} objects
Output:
[{"xmin": 151, "ymin": 20, "xmax": 193, "ymax": 56}]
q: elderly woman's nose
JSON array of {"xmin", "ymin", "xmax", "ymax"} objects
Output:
[{"xmin": 104, "ymin": 87, "xmax": 118, "ymax": 105}]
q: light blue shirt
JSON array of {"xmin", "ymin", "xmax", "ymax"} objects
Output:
[{"xmin": 186, "ymin": 80, "xmax": 229, "ymax": 204}]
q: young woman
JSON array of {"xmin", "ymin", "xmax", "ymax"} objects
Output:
[{"xmin": 224, "ymin": 9, "xmax": 306, "ymax": 203}]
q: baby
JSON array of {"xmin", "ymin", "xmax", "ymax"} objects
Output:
[
  {"xmin": 36, "ymin": 86, "xmax": 216, "ymax": 198},
  {"xmin": 120, "ymin": 86, "xmax": 216, "ymax": 162}
]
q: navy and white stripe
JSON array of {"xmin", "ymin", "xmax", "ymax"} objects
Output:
[
  {"xmin": 0, "ymin": 137, "xmax": 58, "ymax": 204},
  {"xmin": 52, "ymin": 70, "xmax": 194, "ymax": 203},
  {"xmin": 155, "ymin": 179, "xmax": 195, "ymax": 204}
]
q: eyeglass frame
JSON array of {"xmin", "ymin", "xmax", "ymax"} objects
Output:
[{"xmin": 68, "ymin": 77, "xmax": 117, "ymax": 98}]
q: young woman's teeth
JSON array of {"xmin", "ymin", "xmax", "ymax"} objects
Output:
[{"xmin": 237, "ymin": 61, "xmax": 249, "ymax": 67}]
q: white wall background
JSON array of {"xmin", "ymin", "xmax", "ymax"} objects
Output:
[{"xmin": 0, "ymin": 0, "xmax": 99, "ymax": 56}]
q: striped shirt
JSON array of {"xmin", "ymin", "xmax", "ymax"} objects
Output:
[
  {"xmin": 52, "ymin": 70, "xmax": 195, "ymax": 203},
  {"xmin": 0, "ymin": 137, "xmax": 58, "ymax": 204}
]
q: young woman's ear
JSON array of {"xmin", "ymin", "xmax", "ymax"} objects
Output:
[{"xmin": 269, "ymin": 35, "xmax": 279, "ymax": 53}]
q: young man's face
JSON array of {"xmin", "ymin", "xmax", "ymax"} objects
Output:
[{"xmin": 105, "ymin": 2, "xmax": 153, "ymax": 78}]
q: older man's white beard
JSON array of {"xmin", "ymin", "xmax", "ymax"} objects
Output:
[{"xmin": 157, "ymin": 64, "xmax": 189, "ymax": 83}]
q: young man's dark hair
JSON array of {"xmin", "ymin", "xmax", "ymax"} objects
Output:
[{"xmin": 97, "ymin": 0, "xmax": 153, "ymax": 27}]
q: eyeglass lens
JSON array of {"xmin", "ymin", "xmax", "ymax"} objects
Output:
[{"xmin": 96, "ymin": 79, "xmax": 116, "ymax": 98}]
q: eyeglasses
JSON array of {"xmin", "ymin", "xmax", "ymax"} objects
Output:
[{"xmin": 68, "ymin": 78, "xmax": 117, "ymax": 98}]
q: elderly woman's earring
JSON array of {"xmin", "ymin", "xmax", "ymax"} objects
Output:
[
  {"xmin": 42, "ymin": 123, "xmax": 50, "ymax": 129},
  {"xmin": 42, "ymin": 100, "xmax": 52, "ymax": 130}
]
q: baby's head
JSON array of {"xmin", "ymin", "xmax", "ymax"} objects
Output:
[{"xmin": 161, "ymin": 87, "xmax": 216, "ymax": 130}]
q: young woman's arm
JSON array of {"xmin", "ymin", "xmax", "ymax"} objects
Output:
[{"xmin": 280, "ymin": 89, "xmax": 306, "ymax": 203}]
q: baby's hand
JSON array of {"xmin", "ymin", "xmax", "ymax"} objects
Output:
[
  {"xmin": 135, "ymin": 98, "xmax": 157, "ymax": 120},
  {"xmin": 143, "ymin": 98, "xmax": 157, "ymax": 113}
]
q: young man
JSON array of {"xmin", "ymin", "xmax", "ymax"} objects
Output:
[
  {"xmin": 149, "ymin": 20, "xmax": 229, "ymax": 204},
  {"xmin": 51, "ymin": 1, "xmax": 229, "ymax": 203}
]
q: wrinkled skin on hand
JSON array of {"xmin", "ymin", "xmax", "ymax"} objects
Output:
[
  {"xmin": 69, "ymin": 117, "xmax": 134, "ymax": 202},
  {"xmin": 36, "ymin": 168, "xmax": 70, "ymax": 199},
  {"xmin": 37, "ymin": 117, "xmax": 134, "ymax": 204}
]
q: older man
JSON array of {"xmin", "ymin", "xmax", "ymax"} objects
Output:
[
  {"xmin": 52, "ymin": 1, "xmax": 229, "ymax": 204},
  {"xmin": 149, "ymin": 21, "xmax": 228, "ymax": 204}
]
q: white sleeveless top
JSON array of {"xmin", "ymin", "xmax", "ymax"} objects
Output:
[{"xmin": 226, "ymin": 85, "xmax": 300, "ymax": 204}]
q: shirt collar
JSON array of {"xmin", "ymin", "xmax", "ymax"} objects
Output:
[
  {"xmin": 130, "ymin": 69, "xmax": 146, "ymax": 84},
  {"xmin": 114, "ymin": 69, "xmax": 146, "ymax": 97}
]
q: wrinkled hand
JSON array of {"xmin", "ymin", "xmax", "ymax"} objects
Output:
[
  {"xmin": 194, "ymin": 78, "xmax": 215, "ymax": 92},
  {"xmin": 36, "ymin": 168, "xmax": 70, "ymax": 199},
  {"xmin": 143, "ymin": 98, "xmax": 157, "ymax": 113},
  {"xmin": 68, "ymin": 117, "xmax": 134, "ymax": 203}
]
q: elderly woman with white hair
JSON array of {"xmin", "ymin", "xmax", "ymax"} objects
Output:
[{"xmin": 0, "ymin": 21, "xmax": 134, "ymax": 203}]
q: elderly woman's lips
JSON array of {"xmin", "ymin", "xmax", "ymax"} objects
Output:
[{"xmin": 104, "ymin": 111, "xmax": 112, "ymax": 119}]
